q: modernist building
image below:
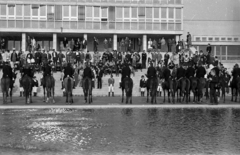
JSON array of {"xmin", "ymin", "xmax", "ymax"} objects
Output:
[{"xmin": 0, "ymin": 0, "xmax": 240, "ymax": 61}]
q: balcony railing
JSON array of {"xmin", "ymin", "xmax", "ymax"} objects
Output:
[
  {"xmin": 0, "ymin": 20, "xmax": 183, "ymax": 31},
  {"xmin": 4, "ymin": 0, "xmax": 182, "ymax": 5}
]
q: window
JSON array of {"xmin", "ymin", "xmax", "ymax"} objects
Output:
[
  {"xmin": 47, "ymin": 5, "xmax": 54, "ymax": 21},
  {"xmin": 16, "ymin": 5, "xmax": 23, "ymax": 19},
  {"xmin": 40, "ymin": 5, "xmax": 46, "ymax": 17},
  {"xmin": 175, "ymin": 8, "xmax": 181, "ymax": 22},
  {"xmin": 101, "ymin": 7, "xmax": 108, "ymax": 21},
  {"xmin": 93, "ymin": 6, "xmax": 100, "ymax": 21},
  {"xmin": 168, "ymin": 8, "xmax": 174, "ymax": 19},
  {"xmin": 124, "ymin": 7, "xmax": 130, "ymax": 21},
  {"xmin": 0, "ymin": 4, "xmax": 7, "ymax": 18},
  {"xmin": 8, "ymin": 4, "xmax": 15, "ymax": 18},
  {"xmin": 116, "ymin": 7, "xmax": 123, "ymax": 21},
  {"xmin": 161, "ymin": 8, "xmax": 167, "ymax": 21},
  {"xmin": 153, "ymin": 7, "xmax": 159, "ymax": 21},
  {"xmin": 24, "ymin": 5, "xmax": 30, "ymax": 19},
  {"xmin": 32, "ymin": 5, "xmax": 39, "ymax": 18},
  {"xmin": 146, "ymin": 7, "xmax": 152, "ymax": 21},
  {"xmin": 78, "ymin": 5, "xmax": 85, "ymax": 21},
  {"xmin": 86, "ymin": 6, "xmax": 93, "ymax": 20},
  {"xmin": 131, "ymin": 7, "xmax": 137, "ymax": 21},
  {"xmin": 138, "ymin": 7, "xmax": 145, "ymax": 21},
  {"xmin": 63, "ymin": 5, "xmax": 77, "ymax": 20}
]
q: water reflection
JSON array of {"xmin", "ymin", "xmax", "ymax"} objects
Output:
[{"xmin": 0, "ymin": 108, "xmax": 240, "ymax": 155}]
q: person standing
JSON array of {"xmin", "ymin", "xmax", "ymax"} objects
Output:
[
  {"xmin": 63, "ymin": 37, "xmax": 68, "ymax": 49},
  {"xmin": 58, "ymin": 51, "xmax": 65, "ymax": 71},
  {"xmin": 52, "ymin": 49, "xmax": 58, "ymax": 71},
  {"xmin": 137, "ymin": 38, "xmax": 142, "ymax": 53},
  {"xmin": 1, "ymin": 38, "xmax": 6, "ymax": 50},
  {"xmin": 125, "ymin": 37, "xmax": 129, "ymax": 52},
  {"xmin": 97, "ymin": 67, "xmax": 103, "ymax": 89},
  {"xmin": 120, "ymin": 38, "xmax": 125, "ymax": 53},
  {"xmin": 168, "ymin": 39, "xmax": 172, "ymax": 52},
  {"xmin": 206, "ymin": 43, "xmax": 212, "ymax": 55},
  {"xmin": 103, "ymin": 38, "xmax": 108, "ymax": 51},
  {"xmin": 108, "ymin": 74, "xmax": 115, "ymax": 97},
  {"xmin": 164, "ymin": 51, "xmax": 170, "ymax": 67},
  {"xmin": 70, "ymin": 38, "xmax": 75, "ymax": 51},
  {"xmin": 10, "ymin": 48, "xmax": 18, "ymax": 68},
  {"xmin": 75, "ymin": 50, "xmax": 81, "ymax": 66},
  {"xmin": 161, "ymin": 37, "xmax": 168, "ymax": 52},
  {"xmin": 139, "ymin": 75, "xmax": 146, "ymax": 97},
  {"xmin": 148, "ymin": 38, "xmax": 153, "ymax": 51},
  {"xmin": 27, "ymin": 36, "xmax": 31, "ymax": 51},
  {"xmin": 82, "ymin": 37, "xmax": 87, "ymax": 52},
  {"xmin": 32, "ymin": 76, "xmax": 39, "ymax": 97},
  {"xmin": 93, "ymin": 37, "xmax": 98, "ymax": 52},
  {"xmin": 152, "ymin": 39, "xmax": 157, "ymax": 50},
  {"xmin": 80, "ymin": 50, "xmax": 85, "ymax": 66},
  {"xmin": 108, "ymin": 38, "xmax": 113, "ymax": 52},
  {"xmin": 186, "ymin": 32, "xmax": 192, "ymax": 48}
]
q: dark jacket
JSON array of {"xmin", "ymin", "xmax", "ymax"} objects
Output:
[
  {"xmin": 35, "ymin": 52, "xmax": 42, "ymax": 61},
  {"xmin": 140, "ymin": 79, "xmax": 146, "ymax": 87},
  {"xmin": 10, "ymin": 53, "xmax": 18, "ymax": 62},
  {"xmin": 63, "ymin": 39, "xmax": 68, "ymax": 47},
  {"xmin": 163, "ymin": 68, "xmax": 171, "ymax": 81},
  {"xmin": 206, "ymin": 46, "xmax": 212, "ymax": 53},
  {"xmin": 22, "ymin": 68, "xmax": 33, "ymax": 78},
  {"xmin": 147, "ymin": 66, "xmax": 157, "ymax": 78},
  {"xmin": 142, "ymin": 52, "xmax": 147, "ymax": 61},
  {"xmin": 52, "ymin": 52, "xmax": 58, "ymax": 60},
  {"xmin": 2, "ymin": 65, "xmax": 12, "ymax": 79},
  {"xmin": 186, "ymin": 67, "xmax": 195, "ymax": 79},
  {"xmin": 122, "ymin": 65, "xmax": 131, "ymax": 79},
  {"xmin": 64, "ymin": 66, "xmax": 74, "ymax": 79},
  {"xmin": 82, "ymin": 40, "xmax": 87, "ymax": 49},
  {"xmin": 177, "ymin": 67, "xmax": 186, "ymax": 79},
  {"xmin": 43, "ymin": 65, "xmax": 52, "ymax": 77},
  {"xmin": 196, "ymin": 66, "xmax": 206, "ymax": 78},
  {"xmin": 83, "ymin": 67, "xmax": 93, "ymax": 79},
  {"xmin": 232, "ymin": 68, "xmax": 240, "ymax": 78}
]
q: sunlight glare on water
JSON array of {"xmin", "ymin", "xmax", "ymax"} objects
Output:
[{"xmin": 0, "ymin": 108, "xmax": 240, "ymax": 155}]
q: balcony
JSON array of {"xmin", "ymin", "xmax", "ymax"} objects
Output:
[
  {"xmin": 0, "ymin": 19, "xmax": 183, "ymax": 32},
  {"xmin": 3, "ymin": 0, "xmax": 183, "ymax": 5}
]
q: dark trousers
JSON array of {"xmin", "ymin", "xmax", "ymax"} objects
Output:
[
  {"xmin": 210, "ymin": 87, "xmax": 218, "ymax": 104},
  {"xmin": 97, "ymin": 77, "xmax": 102, "ymax": 89},
  {"xmin": 142, "ymin": 59, "xmax": 146, "ymax": 69}
]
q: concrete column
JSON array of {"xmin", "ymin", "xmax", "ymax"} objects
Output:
[
  {"xmin": 21, "ymin": 33, "xmax": 26, "ymax": 52},
  {"xmin": 143, "ymin": 34, "xmax": 147, "ymax": 51},
  {"xmin": 84, "ymin": 34, "xmax": 88, "ymax": 51},
  {"xmin": 53, "ymin": 33, "xmax": 57, "ymax": 51},
  {"xmin": 113, "ymin": 34, "xmax": 117, "ymax": 50}
]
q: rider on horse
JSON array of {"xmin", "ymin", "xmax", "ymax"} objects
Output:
[
  {"xmin": 63, "ymin": 63, "xmax": 74, "ymax": 80},
  {"xmin": 83, "ymin": 62, "xmax": 94, "ymax": 80},
  {"xmin": 186, "ymin": 64, "xmax": 195, "ymax": 79},
  {"xmin": 196, "ymin": 62, "xmax": 206, "ymax": 79},
  {"xmin": 2, "ymin": 60, "xmax": 13, "ymax": 83},
  {"xmin": 176, "ymin": 63, "xmax": 186, "ymax": 82},
  {"xmin": 120, "ymin": 61, "xmax": 131, "ymax": 88}
]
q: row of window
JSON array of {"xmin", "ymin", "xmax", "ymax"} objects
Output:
[{"xmin": 0, "ymin": 4, "xmax": 182, "ymax": 22}]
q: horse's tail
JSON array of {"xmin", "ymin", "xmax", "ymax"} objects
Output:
[{"xmin": 67, "ymin": 78, "xmax": 71, "ymax": 92}]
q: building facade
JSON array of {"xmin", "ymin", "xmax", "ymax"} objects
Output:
[
  {"xmin": 0, "ymin": 0, "xmax": 183, "ymax": 52},
  {"xmin": 0, "ymin": 0, "xmax": 240, "ymax": 61}
]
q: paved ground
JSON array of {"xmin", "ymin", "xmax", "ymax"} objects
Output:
[{"xmin": 0, "ymin": 96, "xmax": 239, "ymax": 106}]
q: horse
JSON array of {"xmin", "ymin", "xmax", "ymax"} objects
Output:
[
  {"xmin": 146, "ymin": 77, "xmax": 158, "ymax": 104},
  {"xmin": 1, "ymin": 77, "xmax": 10, "ymax": 104},
  {"xmin": 162, "ymin": 77, "xmax": 173, "ymax": 103},
  {"xmin": 22, "ymin": 75, "xmax": 33, "ymax": 104},
  {"xmin": 176, "ymin": 77, "xmax": 191, "ymax": 103},
  {"xmin": 189, "ymin": 77, "xmax": 198, "ymax": 103},
  {"xmin": 121, "ymin": 77, "xmax": 133, "ymax": 104},
  {"xmin": 82, "ymin": 77, "xmax": 92, "ymax": 104},
  {"xmin": 231, "ymin": 77, "xmax": 240, "ymax": 102},
  {"xmin": 219, "ymin": 73, "xmax": 231, "ymax": 103},
  {"xmin": 42, "ymin": 75, "xmax": 55, "ymax": 103},
  {"xmin": 197, "ymin": 77, "xmax": 207, "ymax": 103},
  {"xmin": 64, "ymin": 76, "xmax": 74, "ymax": 104}
]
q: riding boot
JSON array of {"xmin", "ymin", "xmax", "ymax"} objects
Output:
[
  {"xmin": 160, "ymin": 92, "xmax": 162, "ymax": 97},
  {"xmin": 112, "ymin": 92, "xmax": 114, "ymax": 97},
  {"xmin": 108, "ymin": 92, "xmax": 110, "ymax": 97},
  {"xmin": 34, "ymin": 93, "xmax": 37, "ymax": 97},
  {"xmin": 20, "ymin": 92, "xmax": 22, "ymax": 97},
  {"xmin": 143, "ymin": 92, "xmax": 145, "ymax": 97}
]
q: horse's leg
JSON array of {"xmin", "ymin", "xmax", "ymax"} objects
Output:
[
  {"xmin": 235, "ymin": 88, "xmax": 238, "ymax": 102},
  {"xmin": 231, "ymin": 88, "xmax": 234, "ymax": 102},
  {"xmin": 30, "ymin": 90, "xmax": 32, "ymax": 104},
  {"xmin": 43, "ymin": 87, "xmax": 46, "ymax": 102},
  {"xmin": 52, "ymin": 88, "xmax": 55, "ymax": 104},
  {"xmin": 163, "ymin": 90, "xmax": 165, "ymax": 103},
  {"xmin": 10, "ymin": 89, "xmax": 12, "ymax": 103},
  {"xmin": 122, "ymin": 89, "xmax": 124, "ymax": 103},
  {"xmin": 88, "ymin": 90, "xmax": 90, "ymax": 104},
  {"xmin": 2, "ymin": 92, "xmax": 5, "ymax": 104},
  {"xmin": 147, "ymin": 89, "xmax": 149, "ymax": 103}
]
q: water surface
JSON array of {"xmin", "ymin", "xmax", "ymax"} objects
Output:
[{"xmin": 0, "ymin": 108, "xmax": 240, "ymax": 155}]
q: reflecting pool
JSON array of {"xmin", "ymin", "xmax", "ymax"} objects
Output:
[{"xmin": 0, "ymin": 108, "xmax": 240, "ymax": 155}]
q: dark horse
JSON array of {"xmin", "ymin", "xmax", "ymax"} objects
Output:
[
  {"xmin": 176, "ymin": 77, "xmax": 191, "ymax": 103},
  {"xmin": 219, "ymin": 73, "xmax": 231, "ymax": 103},
  {"xmin": 82, "ymin": 77, "xmax": 92, "ymax": 104},
  {"xmin": 22, "ymin": 75, "xmax": 33, "ymax": 104},
  {"xmin": 189, "ymin": 77, "xmax": 198, "ymax": 103},
  {"xmin": 64, "ymin": 76, "xmax": 74, "ymax": 104},
  {"xmin": 1, "ymin": 77, "xmax": 10, "ymax": 104},
  {"xmin": 1, "ymin": 72, "xmax": 17, "ymax": 104},
  {"xmin": 230, "ymin": 77, "xmax": 240, "ymax": 102},
  {"xmin": 162, "ymin": 77, "xmax": 176, "ymax": 103},
  {"xmin": 146, "ymin": 77, "xmax": 158, "ymax": 104},
  {"xmin": 42, "ymin": 75, "xmax": 55, "ymax": 103},
  {"xmin": 122, "ymin": 77, "xmax": 133, "ymax": 104}
]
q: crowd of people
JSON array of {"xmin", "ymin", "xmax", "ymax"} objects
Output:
[{"xmin": 0, "ymin": 32, "xmax": 236, "ymax": 104}]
